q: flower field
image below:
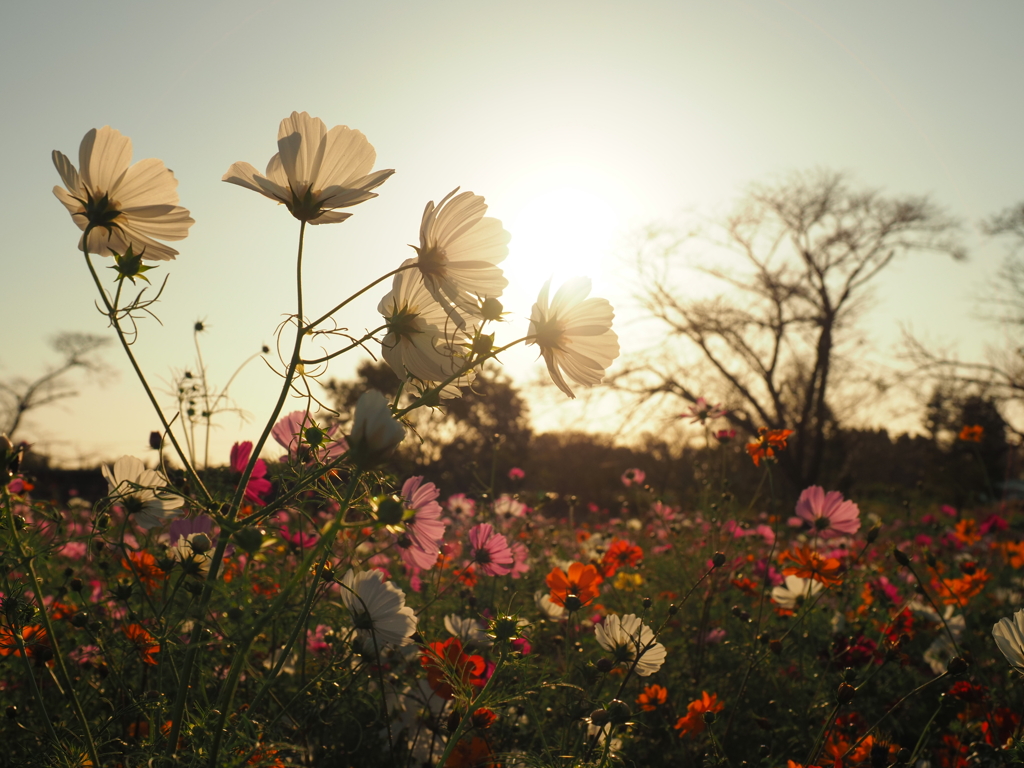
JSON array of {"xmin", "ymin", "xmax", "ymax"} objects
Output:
[{"xmin": 2, "ymin": 111, "xmax": 1023, "ymax": 768}]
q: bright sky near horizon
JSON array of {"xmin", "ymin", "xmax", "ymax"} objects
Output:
[{"xmin": 1, "ymin": 1, "xmax": 1021, "ymax": 467}]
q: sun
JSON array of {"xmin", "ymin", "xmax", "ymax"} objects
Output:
[{"xmin": 502, "ymin": 185, "xmax": 622, "ymax": 312}]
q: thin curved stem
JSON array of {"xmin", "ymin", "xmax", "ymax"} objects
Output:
[{"xmin": 306, "ymin": 263, "xmax": 415, "ymax": 330}]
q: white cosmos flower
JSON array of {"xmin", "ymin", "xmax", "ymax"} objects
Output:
[
  {"xmin": 535, "ymin": 590, "xmax": 566, "ymax": 620},
  {"xmin": 771, "ymin": 575, "xmax": 824, "ymax": 610},
  {"xmin": 443, "ymin": 614, "xmax": 492, "ymax": 647},
  {"xmin": 378, "ymin": 267, "xmax": 474, "ymax": 388},
  {"xmin": 412, "ymin": 188, "xmax": 510, "ymax": 329},
  {"xmin": 223, "ymin": 111, "xmax": 393, "ymax": 223},
  {"xmin": 169, "ymin": 534, "xmax": 212, "ymax": 576},
  {"xmin": 339, "ymin": 569, "xmax": 417, "ymax": 650},
  {"xmin": 993, "ymin": 609, "xmax": 1024, "ymax": 672},
  {"xmin": 594, "ymin": 613, "xmax": 665, "ymax": 677},
  {"xmin": 101, "ymin": 456, "xmax": 183, "ymax": 530},
  {"xmin": 528, "ymin": 278, "xmax": 619, "ymax": 399},
  {"xmin": 52, "ymin": 127, "xmax": 194, "ymax": 261}
]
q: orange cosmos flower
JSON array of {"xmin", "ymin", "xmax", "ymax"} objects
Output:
[
  {"xmin": 0, "ymin": 625, "xmax": 49, "ymax": 658},
  {"xmin": 637, "ymin": 683, "xmax": 668, "ymax": 711},
  {"xmin": 546, "ymin": 562, "xmax": 603, "ymax": 609},
  {"xmin": 999, "ymin": 541, "xmax": 1024, "ymax": 569},
  {"xmin": 674, "ymin": 691, "xmax": 724, "ymax": 738},
  {"xmin": 951, "ymin": 518, "xmax": 981, "ymax": 546},
  {"xmin": 746, "ymin": 427, "xmax": 794, "ymax": 467},
  {"xmin": 932, "ymin": 568, "xmax": 989, "ymax": 606},
  {"xmin": 122, "ymin": 550, "xmax": 166, "ymax": 594},
  {"xmin": 958, "ymin": 424, "xmax": 984, "ymax": 442},
  {"xmin": 600, "ymin": 539, "xmax": 644, "ymax": 578},
  {"xmin": 444, "ymin": 736, "xmax": 496, "ymax": 768},
  {"xmin": 779, "ymin": 546, "xmax": 843, "ymax": 587},
  {"xmin": 123, "ymin": 623, "xmax": 160, "ymax": 666}
]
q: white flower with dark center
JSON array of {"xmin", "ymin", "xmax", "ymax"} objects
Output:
[
  {"xmin": 993, "ymin": 609, "xmax": 1024, "ymax": 672},
  {"xmin": 169, "ymin": 533, "xmax": 212, "ymax": 576},
  {"xmin": 594, "ymin": 613, "xmax": 665, "ymax": 676},
  {"xmin": 223, "ymin": 111, "xmax": 393, "ymax": 223},
  {"xmin": 412, "ymin": 188, "xmax": 510, "ymax": 329},
  {"xmin": 348, "ymin": 390, "xmax": 405, "ymax": 466},
  {"xmin": 339, "ymin": 569, "xmax": 417, "ymax": 650},
  {"xmin": 378, "ymin": 267, "xmax": 473, "ymax": 387},
  {"xmin": 528, "ymin": 278, "xmax": 619, "ymax": 399},
  {"xmin": 771, "ymin": 575, "xmax": 824, "ymax": 610},
  {"xmin": 52, "ymin": 127, "xmax": 193, "ymax": 261},
  {"xmin": 101, "ymin": 456, "xmax": 183, "ymax": 530},
  {"xmin": 443, "ymin": 614, "xmax": 492, "ymax": 647}
]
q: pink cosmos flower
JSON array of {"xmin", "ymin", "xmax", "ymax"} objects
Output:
[
  {"xmin": 715, "ymin": 429, "xmax": 737, "ymax": 442},
  {"xmin": 794, "ymin": 486, "xmax": 861, "ymax": 539},
  {"xmin": 230, "ymin": 441, "xmax": 272, "ymax": 506},
  {"xmin": 467, "ymin": 523, "xmax": 513, "ymax": 576},
  {"xmin": 446, "ymin": 494, "xmax": 476, "ymax": 519},
  {"xmin": 493, "ymin": 494, "xmax": 528, "ymax": 519},
  {"xmin": 621, "ymin": 468, "xmax": 646, "ymax": 487},
  {"xmin": 394, "ymin": 476, "xmax": 446, "ymax": 571},
  {"xmin": 271, "ymin": 411, "xmax": 348, "ymax": 463},
  {"xmin": 682, "ymin": 397, "xmax": 727, "ymax": 425},
  {"xmin": 509, "ymin": 541, "xmax": 530, "ymax": 579},
  {"xmin": 507, "ymin": 467, "xmax": 525, "ymax": 481}
]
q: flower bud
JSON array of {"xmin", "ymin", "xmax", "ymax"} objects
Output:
[
  {"xmin": 893, "ymin": 548, "xmax": 910, "ymax": 567},
  {"xmin": 5, "ymin": 705, "xmax": 16, "ymax": 720},
  {"xmin": 348, "ymin": 391, "xmax": 405, "ymax": 468},
  {"xmin": 702, "ymin": 711, "xmax": 717, "ymax": 725},
  {"xmin": 866, "ymin": 524, "xmax": 881, "ymax": 543},
  {"xmin": 149, "ymin": 431, "xmax": 163, "ymax": 451},
  {"xmin": 233, "ymin": 527, "xmax": 265, "ymax": 554},
  {"xmin": 473, "ymin": 333, "xmax": 495, "ymax": 356},
  {"xmin": 481, "ymin": 298, "xmax": 504, "ymax": 321},
  {"xmin": 837, "ymin": 682, "xmax": 857, "ymax": 704},
  {"xmin": 596, "ymin": 658, "xmax": 614, "ymax": 673},
  {"xmin": 947, "ymin": 656, "xmax": 969, "ymax": 675},
  {"xmin": 189, "ymin": 533, "xmax": 212, "ymax": 554},
  {"xmin": 563, "ymin": 595, "xmax": 582, "ymax": 613},
  {"xmin": 712, "ymin": 551, "xmax": 726, "ymax": 568},
  {"xmin": 589, "ymin": 708, "xmax": 610, "ymax": 727},
  {"xmin": 375, "ymin": 496, "xmax": 405, "ymax": 526}
]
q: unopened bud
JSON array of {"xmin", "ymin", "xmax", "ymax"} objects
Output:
[
  {"xmin": 473, "ymin": 333, "xmax": 495, "ymax": 356},
  {"xmin": 606, "ymin": 699, "xmax": 630, "ymax": 725},
  {"xmin": 375, "ymin": 496, "xmax": 405, "ymax": 526},
  {"xmin": 589, "ymin": 708, "xmax": 610, "ymax": 727},
  {"xmin": 190, "ymin": 533, "xmax": 212, "ymax": 554},
  {"xmin": 837, "ymin": 682, "xmax": 857, "ymax": 704},
  {"xmin": 233, "ymin": 527, "xmax": 265, "ymax": 554},
  {"xmin": 893, "ymin": 548, "xmax": 910, "ymax": 567},
  {"xmin": 481, "ymin": 298, "xmax": 504, "ymax": 321},
  {"xmin": 947, "ymin": 656, "xmax": 968, "ymax": 675},
  {"xmin": 712, "ymin": 551, "xmax": 726, "ymax": 568},
  {"xmin": 866, "ymin": 524, "xmax": 881, "ymax": 543}
]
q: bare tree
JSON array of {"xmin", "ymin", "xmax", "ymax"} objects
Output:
[
  {"xmin": 621, "ymin": 169, "xmax": 964, "ymax": 487},
  {"xmin": 903, "ymin": 201, "xmax": 1024, "ymax": 439},
  {"xmin": 0, "ymin": 333, "xmax": 111, "ymax": 438}
]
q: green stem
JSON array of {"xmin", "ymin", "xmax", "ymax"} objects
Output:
[{"xmin": 306, "ymin": 263, "xmax": 415, "ymax": 330}]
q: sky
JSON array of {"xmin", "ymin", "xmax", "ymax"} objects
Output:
[{"xmin": 1, "ymin": 1, "xmax": 1021, "ymax": 466}]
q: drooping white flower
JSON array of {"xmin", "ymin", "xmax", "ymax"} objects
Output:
[
  {"xmin": 412, "ymin": 188, "xmax": 510, "ymax": 329},
  {"xmin": 52, "ymin": 127, "xmax": 194, "ymax": 261},
  {"xmin": 528, "ymin": 278, "xmax": 619, "ymax": 399},
  {"xmin": 535, "ymin": 590, "xmax": 566, "ymax": 620},
  {"xmin": 348, "ymin": 390, "xmax": 405, "ymax": 466},
  {"xmin": 223, "ymin": 111, "xmax": 393, "ymax": 223},
  {"xmin": 101, "ymin": 456, "xmax": 183, "ymax": 530},
  {"xmin": 339, "ymin": 569, "xmax": 417, "ymax": 650},
  {"xmin": 169, "ymin": 533, "xmax": 212, "ymax": 575},
  {"xmin": 770, "ymin": 575, "xmax": 824, "ymax": 610},
  {"xmin": 993, "ymin": 609, "xmax": 1024, "ymax": 672},
  {"xmin": 378, "ymin": 267, "xmax": 474, "ymax": 388},
  {"xmin": 594, "ymin": 613, "xmax": 665, "ymax": 676}
]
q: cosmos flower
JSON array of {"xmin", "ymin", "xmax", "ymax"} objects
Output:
[
  {"xmin": 546, "ymin": 562, "xmax": 603, "ymax": 609},
  {"xmin": 101, "ymin": 456, "xmax": 183, "ymax": 530},
  {"xmin": 444, "ymin": 615, "xmax": 492, "ymax": 647},
  {"xmin": 348, "ymin": 391, "xmax": 405, "ymax": 467},
  {"xmin": 527, "ymin": 278, "xmax": 619, "ymax": 399},
  {"xmin": 446, "ymin": 494, "xmax": 476, "ymax": 519},
  {"xmin": 674, "ymin": 692, "xmax": 724, "ymax": 738},
  {"xmin": 271, "ymin": 411, "xmax": 347, "ymax": 463},
  {"xmin": 378, "ymin": 266, "xmax": 474, "ymax": 389},
  {"xmin": 229, "ymin": 441, "xmax": 271, "ymax": 505},
  {"xmin": 637, "ymin": 684, "xmax": 669, "ymax": 711},
  {"xmin": 394, "ymin": 476, "xmax": 446, "ymax": 571},
  {"xmin": 794, "ymin": 486, "xmax": 861, "ymax": 538},
  {"xmin": 958, "ymin": 424, "xmax": 984, "ymax": 443},
  {"xmin": 52, "ymin": 126, "xmax": 194, "ymax": 260},
  {"xmin": 466, "ymin": 523, "xmax": 513, "ymax": 576},
  {"xmin": 993, "ymin": 609, "xmax": 1024, "ymax": 672},
  {"xmin": 620, "ymin": 468, "xmax": 645, "ymax": 487},
  {"xmin": 778, "ymin": 546, "xmax": 844, "ymax": 587},
  {"xmin": 411, "ymin": 188, "xmax": 510, "ymax": 329},
  {"xmin": 771, "ymin": 575, "xmax": 824, "ymax": 610},
  {"xmin": 682, "ymin": 397, "xmax": 727, "ymax": 425},
  {"xmin": 746, "ymin": 427, "xmax": 794, "ymax": 466},
  {"xmin": 594, "ymin": 613, "xmax": 666, "ymax": 677},
  {"xmin": 339, "ymin": 569, "xmax": 417, "ymax": 650},
  {"xmin": 123, "ymin": 624, "xmax": 160, "ymax": 666},
  {"xmin": 223, "ymin": 111, "xmax": 393, "ymax": 223},
  {"xmin": 420, "ymin": 636, "xmax": 487, "ymax": 700},
  {"xmin": 169, "ymin": 533, "xmax": 213, "ymax": 576}
]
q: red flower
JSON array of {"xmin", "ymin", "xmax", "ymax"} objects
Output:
[
  {"xmin": 421, "ymin": 637, "xmax": 486, "ymax": 700},
  {"xmin": 778, "ymin": 546, "xmax": 843, "ymax": 586},
  {"xmin": 0, "ymin": 625, "xmax": 49, "ymax": 659},
  {"xmin": 674, "ymin": 691, "xmax": 723, "ymax": 738},
  {"xmin": 444, "ymin": 736, "xmax": 496, "ymax": 768},
  {"xmin": 745, "ymin": 427, "xmax": 794, "ymax": 467},
  {"xmin": 122, "ymin": 550, "xmax": 167, "ymax": 594},
  {"xmin": 958, "ymin": 424, "xmax": 983, "ymax": 442},
  {"xmin": 471, "ymin": 707, "xmax": 497, "ymax": 729}
]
